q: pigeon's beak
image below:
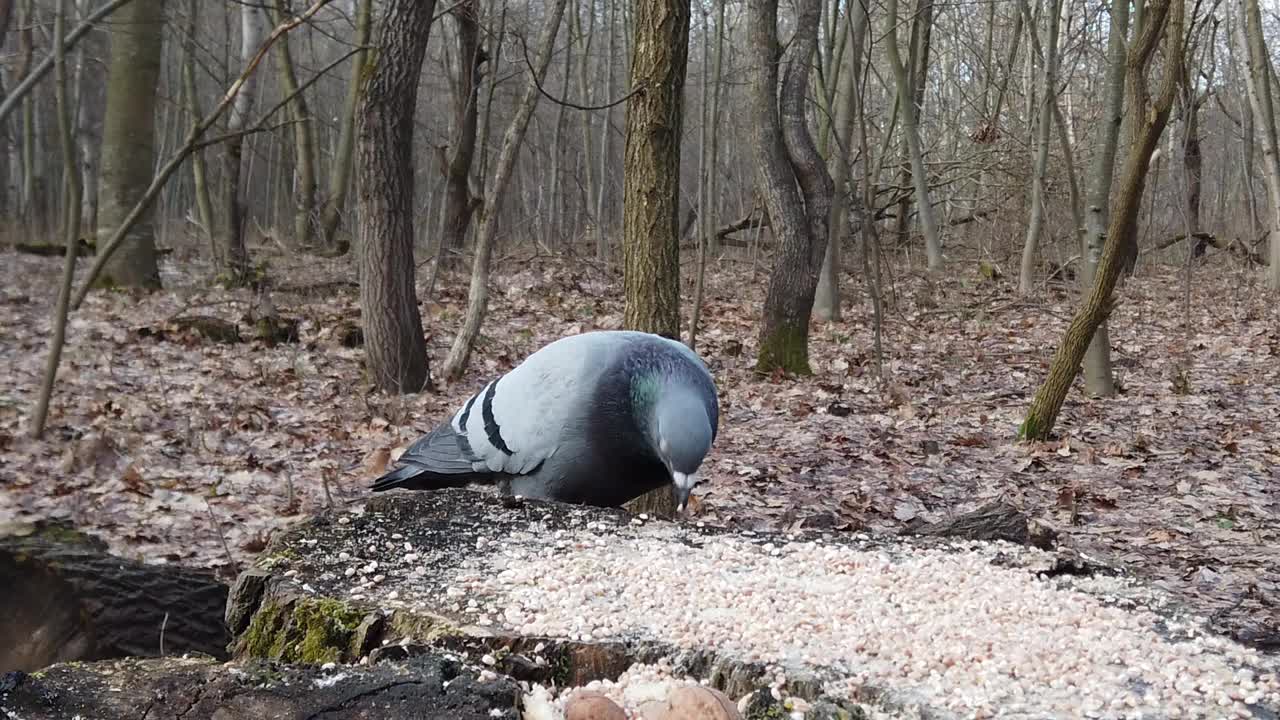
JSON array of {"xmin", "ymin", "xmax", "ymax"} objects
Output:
[{"xmin": 671, "ymin": 471, "xmax": 696, "ymax": 514}]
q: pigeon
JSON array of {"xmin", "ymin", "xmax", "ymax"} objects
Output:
[{"xmin": 371, "ymin": 330, "xmax": 720, "ymax": 510}]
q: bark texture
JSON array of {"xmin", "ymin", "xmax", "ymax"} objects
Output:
[
  {"xmin": 317, "ymin": 0, "xmax": 373, "ymax": 253},
  {"xmin": 750, "ymin": 0, "xmax": 833, "ymax": 374},
  {"xmin": 272, "ymin": 0, "xmax": 320, "ymax": 250},
  {"xmin": 621, "ymin": 0, "xmax": 690, "ymax": 339},
  {"xmin": 219, "ymin": 1, "xmax": 267, "ymax": 286},
  {"xmin": 885, "ymin": 0, "xmax": 943, "ymax": 270},
  {"xmin": 1240, "ymin": 0, "xmax": 1280, "ymax": 289},
  {"xmin": 1022, "ymin": 0, "xmax": 1184, "ymax": 440},
  {"xmin": 94, "ymin": 0, "xmax": 163, "ymax": 290},
  {"xmin": 0, "ymin": 525, "xmax": 229, "ymax": 671},
  {"xmin": 1080, "ymin": 0, "xmax": 1129, "ymax": 397},
  {"xmin": 1017, "ymin": 0, "xmax": 1062, "ymax": 295},
  {"xmin": 440, "ymin": 0, "xmax": 484, "ymax": 261},
  {"xmin": 356, "ymin": 0, "xmax": 436, "ymax": 394}
]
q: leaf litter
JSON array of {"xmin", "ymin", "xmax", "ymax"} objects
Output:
[{"xmin": 0, "ymin": 250, "xmax": 1276, "ymax": 649}]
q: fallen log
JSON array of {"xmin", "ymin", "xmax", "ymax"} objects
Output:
[
  {"xmin": 900, "ymin": 500, "xmax": 1059, "ymax": 550},
  {"xmin": 0, "ymin": 652, "xmax": 522, "ymax": 720},
  {"xmin": 0, "ymin": 522, "xmax": 231, "ymax": 672}
]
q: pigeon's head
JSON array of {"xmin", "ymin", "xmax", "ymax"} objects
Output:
[{"xmin": 651, "ymin": 387, "xmax": 713, "ymax": 512}]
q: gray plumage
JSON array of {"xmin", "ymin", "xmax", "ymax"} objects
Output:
[{"xmin": 371, "ymin": 331, "xmax": 720, "ymax": 509}]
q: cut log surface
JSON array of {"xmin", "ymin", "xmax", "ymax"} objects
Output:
[
  {"xmin": 0, "ymin": 522, "xmax": 231, "ymax": 672},
  {"xmin": 0, "ymin": 653, "xmax": 521, "ymax": 720},
  {"xmin": 222, "ymin": 490, "xmax": 1280, "ymax": 718}
]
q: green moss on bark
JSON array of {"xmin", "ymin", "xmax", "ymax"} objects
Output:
[
  {"xmin": 238, "ymin": 598, "xmax": 366, "ymax": 664},
  {"xmin": 755, "ymin": 324, "xmax": 811, "ymax": 375}
]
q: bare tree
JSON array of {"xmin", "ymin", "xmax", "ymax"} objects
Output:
[
  {"xmin": 1079, "ymin": 0, "xmax": 1129, "ymax": 397},
  {"xmin": 317, "ymin": 0, "xmax": 373, "ymax": 254},
  {"xmin": 438, "ymin": 0, "xmax": 484, "ymax": 263},
  {"xmin": 29, "ymin": 0, "xmax": 78, "ymax": 438},
  {"xmin": 271, "ymin": 0, "xmax": 320, "ymax": 250},
  {"xmin": 181, "ymin": 0, "xmax": 215, "ymax": 250},
  {"xmin": 1238, "ymin": 0, "xmax": 1280, "ymax": 288},
  {"xmin": 814, "ymin": 0, "xmax": 870, "ymax": 322},
  {"xmin": 1017, "ymin": 0, "xmax": 1063, "ymax": 294},
  {"xmin": 621, "ymin": 0, "xmax": 691, "ymax": 339},
  {"xmin": 357, "ymin": 0, "xmax": 437, "ymax": 394},
  {"xmin": 94, "ymin": 0, "xmax": 164, "ymax": 290},
  {"xmin": 1022, "ymin": 0, "xmax": 1185, "ymax": 440},
  {"xmin": 885, "ymin": 0, "xmax": 943, "ymax": 270},
  {"xmin": 219, "ymin": 0, "xmax": 268, "ymax": 286},
  {"xmin": 750, "ymin": 0, "xmax": 833, "ymax": 373},
  {"xmin": 441, "ymin": 0, "xmax": 571, "ymax": 380}
]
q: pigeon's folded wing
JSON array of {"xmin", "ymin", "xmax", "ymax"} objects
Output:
[{"xmin": 455, "ymin": 334, "xmax": 615, "ymax": 477}]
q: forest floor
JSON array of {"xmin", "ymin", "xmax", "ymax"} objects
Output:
[{"xmin": 1, "ymin": 246, "xmax": 1277, "ymax": 649}]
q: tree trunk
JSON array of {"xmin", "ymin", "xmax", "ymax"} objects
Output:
[
  {"xmin": 1239, "ymin": 0, "xmax": 1280, "ymax": 288},
  {"xmin": 1078, "ymin": 0, "xmax": 1128, "ymax": 397},
  {"xmin": 621, "ymin": 0, "xmax": 690, "ymax": 339},
  {"xmin": 356, "ymin": 0, "xmax": 437, "ymax": 394},
  {"xmin": 219, "ymin": 1, "xmax": 268, "ymax": 286},
  {"xmin": 814, "ymin": 0, "xmax": 868, "ymax": 323},
  {"xmin": 594, "ymin": 0, "xmax": 616, "ymax": 260},
  {"xmin": 1021, "ymin": 0, "xmax": 1183, "ymax": 440},
  {"xmin": 884, "ymin": 0, "xmax": 943, "ymax": 270},
  {"xmin": 439, "ymin": 0, "xmax": 483, "ymax": 263},
  {"xmin": 181, "ymin": 0, "xmax": 215, "ymax": 250},
  {"xmin": 1017, "ymin": 0, "xmax": 1061, "ymax": 294},
  {"xmin": 751, "ymin": 0, "xmax": 833, "ymax": 374},
  {"xmin": 441, "ymin": 0, "xmax": 569, "ymax": 381},
  {"xmin": 94, "ymin": 0, "xmax": 164, "ymax": 290},
  {"xmin": 271, "ymin": 0, "xmax": 319, "ymax": 250},
  {"xmin": 317, "ymin": 0, "xmax": 373, "ymax": 254},
  {"xmin": 28, "ymin": 0, "xmax": 78, "ymax": 439},
  {"xmin": 1181, "ymin": 90, "xmax": 1204, "ymax": 237},
  {"xmin": 72, "ymin": 0, "xmax": 103, "ymax": 238}
]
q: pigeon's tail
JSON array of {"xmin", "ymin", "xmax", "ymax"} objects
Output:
[
  {"xmin": 370, "ymin": 423, "xmax": 493, "ymax": 492},
  {"xmin": 370, "ymin": 462, "xmax": 481, "ymax": 492}
]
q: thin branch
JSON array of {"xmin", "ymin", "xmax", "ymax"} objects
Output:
[{"xmin": 517, "ymin": 32, "xmax": 644, "ymax": 111}]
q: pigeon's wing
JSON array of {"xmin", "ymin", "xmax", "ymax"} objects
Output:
[
  {"xmin": 454, "ymin": 332, "xmax": 622, "ymax": 477},
  {"xmin": 369, "ymin": 419, "xmax": 490, "ymax": 492}
]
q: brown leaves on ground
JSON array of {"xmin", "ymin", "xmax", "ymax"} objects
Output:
[{"xmin": 0, "ymin": 250, "xmax": 1277, "ymax": 645}]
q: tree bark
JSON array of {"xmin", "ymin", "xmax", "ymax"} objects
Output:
[
  {"xmin": 317, "ymin": 0, "xmax": 373, "ymax": 254},
  {"xmin": 1078, "ymin": 0, "xmax": 1129, "ymax": 398},
  {"xmin": 751, "ymin": 0, "xmax": 833, "ymax": 374},
  {"xmin": 441, "ymin": 0, "xmax": 570, "ymax": 381},
  {"xmin": 1021, "ymin": 0, "xmax": 1184, "ymax": 440},
  {"xmin": 0, "ymin": 527, "xmax": 230, "ymax": 671},
  {"xmin": 72, "ymin": 0, "xmax": 103, "ymax": 237},
  {"xmin": 1017, "ymin": 0, "xmax": 1062, "ymax": 295},
  {"xmin": 356, "ymin": 0, "xmax": 437, "ymax": 394},
  {"xmin": 271, "ymin": 0, "xmax": 320, "ymax": 250},
  {"xmin": 884, "ymin": 0, "xmax": 943, "ymax": 270},
  {"xmin": 219, "ymin": 1, "xmax": 268, "ymax": 286},
  {"xmin": 439, "ymin": 0, "xmax": 483, "ymax": 263},
  {"xmin": 182, "ymin": 0, "xmax": 215, "ymax": 251},
  {"xmin": 1239, "ymin": 0, "xmax": 1280, "ymax": 289},
  {"xmin": 814, "ymin": 1, "xmax": 868, "ymax": 323},
  {"xmin": 28, "ymin": 0, "xmax": 78, "ymax": 439},
  {"xmin": 94, "ymin": 0, "xmax": 164, "ymax": 290},
  {"xmin": 621, "ymin": 0, "xmax": 690, "ymax": 339}
]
